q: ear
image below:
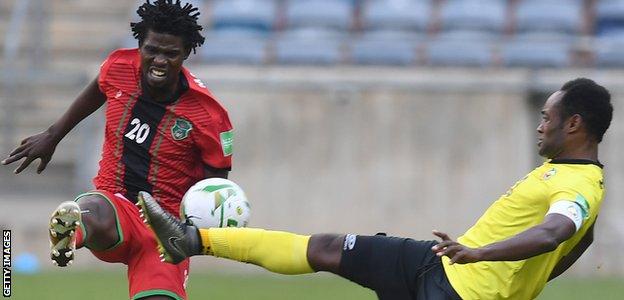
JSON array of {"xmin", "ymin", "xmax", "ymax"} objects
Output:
[
  {"xmin": 183, "ymin": 48, "xmax": 192, "ymax": 60},
  {"xmin": 566, "ymin": 114, "xmax": 583, "ymax": 134}
]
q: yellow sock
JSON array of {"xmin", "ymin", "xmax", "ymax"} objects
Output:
[{"xmin": 199, "ymin": 228, "xmax": 314, "ymax": 275}]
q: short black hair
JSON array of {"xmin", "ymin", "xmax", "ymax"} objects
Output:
[
  {"xmin": 131, "ymin": 0, "xmax": 205, "ymax": 54},
  {"xmin": 559, "ymin": 78, "xmax": 613, "ymax": 143}
]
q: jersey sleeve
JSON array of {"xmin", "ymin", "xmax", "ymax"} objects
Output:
[
  {"xmin": 97, "ymin": 48, "xmax": 140, "ymax": 96},
  {"xmin": 548, "ymin": 180, "xmax": 596, "ymax": 231},
  {"xmin": 192, "ymin": 106, "xmax": 234, "ymax": 171},
  {"xmin": 98, "ymin": 51, "xmax": 118, "ymax": 94},
  {"xmin": 546, "ymin": 200, "xmax": 585, "ymax": 232}
]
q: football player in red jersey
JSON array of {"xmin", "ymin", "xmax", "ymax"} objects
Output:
[{"xmin": 1, "ymin": 1, "xmax": 232, "ymax": 299}]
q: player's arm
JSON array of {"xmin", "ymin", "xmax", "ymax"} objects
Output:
[
  {"xmin": 548, "ymin": 221, "xmax": 594, "ymax": 281},
  {"xmin": 204, "ymin": 165, "xmax": 228, "ymax": 179},
  {"xmin": 2, "ymin": 75, "xmax": 106, "ymax": 173},
  {"xmin": 432, "ymin": 212, "xmax": 577, "ymax": 264}
]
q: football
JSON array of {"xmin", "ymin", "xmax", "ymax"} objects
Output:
[{"xmin": 180, "ymin": 178, "xmax": 251, "ymax": 229}]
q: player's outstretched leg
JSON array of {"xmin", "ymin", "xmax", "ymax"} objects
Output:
[
  {"xmin": 49, "ymin": 193, "xmax": 121, "ymax": 267},
  {"xmin": 48, "ymin": 201, "xmax": 81, "ymax": 267},
  {"xmin": 136, "ymin": 191, "xmax": 202, "ymax": 263},
  {"xmin": 137, "ymin": 191, "xmax": 316, "ymax": 274}
]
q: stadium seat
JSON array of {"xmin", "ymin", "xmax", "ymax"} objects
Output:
[
  {"xmin": 427, "ymin": 30, "xmax": 496, "ymax": 67},
  {"xmin": 211, "ymin": 0, "xmax": 277, "ymax": 32},
  {"xmin": 435, "ymin": 30, "xmax": 500, "ymax": 43},
  {"xmin": 594, "ymin": 31, "xmax": 624, "ymax": 67},
  {"xmin": 350, "ymin": 30, "xmax": 419, "ymax": 65},
  {"xmin": 596, "ymin": 0, "xmax": 624, "ymax": 34},
  {"xmin": 132, "ymin": 0, "xmax": 207, "ymax": 21},
  {"xmin": 285, "ymin": 0, "xmax": 353, "ymax": 30},
  {"xmin": 515, "ymin": 0, "xmax": 582, "ymax": 34},
  {"xmin": 501, "ymin": 37, "xmax": 571, "ymax": 68},
  {"xmin": 199, "ymin": 29, "xmax": 268, "ymax": 64},
  {"xmin": 439, "ymin": 0, "xmax": 506, "ymax": 32},
  {"xmin": 511, "ymin": 31, "xmax": 577, "ymax": 44},
  {"xmin": 274, "ymin": 28, "xmax": 344, "ymax": 64},
  {"xmin": 361, "ymin": 0, "xmax": 431, "ymax": 31}
]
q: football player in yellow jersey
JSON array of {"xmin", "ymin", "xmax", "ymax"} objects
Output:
[{"xmin": 137, "ymin": 78, "xmax": 613, "ymax": 299}]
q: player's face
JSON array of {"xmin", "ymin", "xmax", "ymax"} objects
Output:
[
  {"xmin": 537, "ymin": 91, "xmax": 566, "ymax": 159},
  {"xmin": 139, "ymin": 30, "xmax": 189, "ymax": 93}
]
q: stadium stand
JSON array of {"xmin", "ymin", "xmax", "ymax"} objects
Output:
[
  {"xmin": 350, "ymin": 30, "xmax": 419, "ymax": 65},
  {"xmin": 285, "ymin": 0, "xmax": 353, "ymax": 31},
  {"xmin": 515, "ymin": 0, "xmax": 583, "ymax": 34},
  {"xmin": 594, "ymin": 30, "xmax": 624, "ymax": 67},
  {"xmin": 95, "ymin": 0, "xmax": 624, "ymax": 68},
  {"xmin": 426, "ymin": 30, "xmax": 497, "ymax": 67},
  {"xmin": 360, "ymin": 0, "xmax": 431, "ymax": 32},
  {"xmin": 439, "ymin": 0, "xmax": 507, "ymax": 33},
  {"xmin": 274, "ymin": 28, "xmax": 344, "ymax": 64},
  {"xmin": 500, "ymin": 33, "xmax": 573, "ymax": 68},
  {"xmin": 596, "ymin": 0, "xmax": 624, "ymax": 34},
  {"xmin": 200, "ymin": 29, "xmax": 269, "ymax": 64},
  {"xmin": 211, "ymin": 0, "xmax": 277, "ymax": 33}
]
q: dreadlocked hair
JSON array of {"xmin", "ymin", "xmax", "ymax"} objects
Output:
[{"xmin": 131, "ymin": 0, "xmax": 205, "ymax": 54}]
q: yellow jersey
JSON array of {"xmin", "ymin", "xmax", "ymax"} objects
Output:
[{"xmin": 443, "ymin": 159, "xmax": 604, "ymax": 299}]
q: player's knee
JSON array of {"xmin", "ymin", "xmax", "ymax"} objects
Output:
[
  {"xmin": 306, "ymin": 234, "xmax": 345, "ymax": 273},
  {"xmin": 75, "ymin": 194, "xmax": 119, "ymax": 247}
]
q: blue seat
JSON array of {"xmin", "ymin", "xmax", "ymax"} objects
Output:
[
  {"xmin": 596, "ymin": 0, "xmax": 624, "ymax": 34},
  {"xmin": 594, "ymin": 32, "xmax": 624, "ymax": 67},
  {"xmin": 199, "ymin": 29, "xmax": 268, "ymax": 64},
  {"xmin": 435, "ymin": 30, "xmax": 499, "ymax": 42},
  {"xmin": 440, "ymin": 0, "xmax": 505, "ymax": 32},
  {"xmin": 132, "ymin": 0, "xmax": 206, "ymax": 19},
  {"xmin": 211, "ymin": 0, "xmax": 277, "ymax": 32},
  {"xmin": 512, "ymin": 32, "xmax": 576, "ymax": 44},
  {"xmin": 516, "ymin": 1, "xmax": 581, "ymax": 33},
  {"xmin": 275, "ymin": 29, "xmax": 344, "ymax": 64},
  {"xmin": 427, "ymin": 30, "xmax": 496, "ymax": 67},
  {"xmin": 501, "ymin": 38, "xmax": 571, "ymax": 68},
  {"xmin": 362, "ymin": 0, "xmax": 431, "ymax": 31},
  {"xmin": 286, "ymin": 0, "xmax": 353, "ymax": 30},
  {"xmin": 350, "ymin": 30, "xmax": 419, "ymax": 65}
]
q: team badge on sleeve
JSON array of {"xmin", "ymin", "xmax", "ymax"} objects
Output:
[
  {"xmin": 220, "ymin": 130, "xmax": 234, "ymax": 156},
  {"xmin": 171, "ymin": 118, "xmax": 193, "ymax": 140}
]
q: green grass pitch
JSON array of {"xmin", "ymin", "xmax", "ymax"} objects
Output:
[{"xmin": 11, "ymin": 270, "xmax": 623, "ymax": 299}]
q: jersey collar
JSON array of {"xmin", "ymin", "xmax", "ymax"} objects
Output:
[{"xmin": 549, "ymin": 159, "xmax": 604, "ymax": 168}]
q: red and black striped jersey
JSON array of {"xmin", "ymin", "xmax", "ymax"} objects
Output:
[{"xmin": 93, "ymin": 48, "xmax": 233, "ymax": 215}]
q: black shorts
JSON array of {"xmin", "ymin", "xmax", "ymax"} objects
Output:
[{"xmin": 337, "ymin": 234, "xmax": 461, "ymax": 300}]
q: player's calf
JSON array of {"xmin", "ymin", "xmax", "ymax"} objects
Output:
[{"xmin": 307, "ymin": 234, "xmax": 345, "ymax": 273}]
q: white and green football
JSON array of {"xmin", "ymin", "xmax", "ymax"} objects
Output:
[{"xmin": 180, "ymin": 178, "xmax": 251, "ymax": 229}]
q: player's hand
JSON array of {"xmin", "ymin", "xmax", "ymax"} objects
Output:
[
  {"xmin": 431, "ymin": 230, "xmax": 483, "ymax": 265},
  {"xmin": 1, "ymin": 130, "xmax": 59, "ymax": 174}
]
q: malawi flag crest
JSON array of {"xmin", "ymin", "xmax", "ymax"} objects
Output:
[{"xmin": 171, "ymin": 118, "xmax": 193, "ymax": 140}]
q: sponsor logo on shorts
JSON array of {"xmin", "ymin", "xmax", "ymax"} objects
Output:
[{"xmin": 343, "ymin": 234, "xmax": 356, "ymax": 251}]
